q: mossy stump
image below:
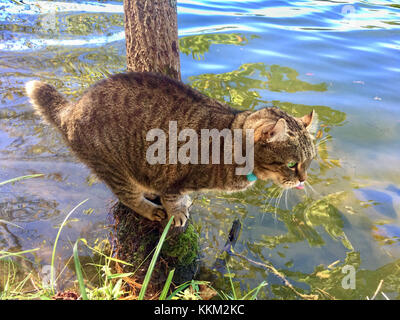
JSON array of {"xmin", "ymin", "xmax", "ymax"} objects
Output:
[{"xmin": 112, "ymin": 202, "xmax": 200, "ymax": 296}]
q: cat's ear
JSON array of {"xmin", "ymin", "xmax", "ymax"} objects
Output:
[
  {"xmin": 255, "ymin": 118, "xmax": 288, "ymax": 143},
  {"xmin": 298, "ymin": 110, "xmax": 315, "ymax": 130}
]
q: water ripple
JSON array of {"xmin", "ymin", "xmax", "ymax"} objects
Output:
[{"xmin": 1, "ymin": 0, "xmax": 400, "ymax": 52}]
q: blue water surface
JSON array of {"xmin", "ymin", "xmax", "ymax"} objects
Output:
[{"xmin": 0, "ymin": 0, "xmax": 400, "ymax": 299}]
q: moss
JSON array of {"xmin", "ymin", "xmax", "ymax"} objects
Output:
[
  {"xmin": 112, "ymin": 202, "xmax": 200, "ymax": 291},
  {"xmin": 161, "ymin": 223, "xmax": 200, "ymax": 266}
]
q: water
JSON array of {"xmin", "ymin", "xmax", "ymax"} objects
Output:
[{"xmin": 0, "ymin": 0, "xmax": 400, "ymax": 299}]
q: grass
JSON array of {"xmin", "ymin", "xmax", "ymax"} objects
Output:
[
  {"xmin": 0, "ymin": 238, "xmax": 266, "ymax": 300},
  {"xmin": 0, "ymin": 175, "xmax": 266, "ymax": 300},
  {"xmin": 73, "ymin": 240, "xmax": 88, "ymax": 300},
  {"xmin": 159, "ymin": 269, "xmax": 175, "ymax": 300},
  {"xmin": 138, "ymin": 216, "xmax": 174, "ymax": 299},
  {"xmin": 1, "ymin": 216, "xmax": 266, "ymax": 300},
  {"xmin": 50, "ymin": 199, "xmax": 89, "ymax": 293},
  {"xmin": 0, "ymin": 174, "xmax": 44, "ymax": 187}
]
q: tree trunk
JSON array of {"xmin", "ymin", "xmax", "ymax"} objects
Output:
[
  {"xmin": 112, "ymin": 0, "xmax": 199, "ymax": 298},
  {"xmin": 124, "ymin": 0, "xmax": 181, "ymax": 80}
]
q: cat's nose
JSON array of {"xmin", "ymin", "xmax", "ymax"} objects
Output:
[{"xmin": 298, "ymin": 171, "xmax": 307, "ymax": 183}]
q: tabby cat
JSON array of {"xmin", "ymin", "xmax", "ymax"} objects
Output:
[{"xmin": 26, "ymin": 72, "xmax": 315, "ymax": 227}]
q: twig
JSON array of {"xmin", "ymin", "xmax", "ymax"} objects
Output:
[
  {"xmin": 371, "ymin": 280, "xmax": 384, "ymax": 300},
  {"xmin": 29, "ymin": 274, "xmax": 40, "ymax": 292},
  {"xmin": 316, "ymin": 288, "xmax": 336, "ymax": 300},
  {"xmin": 381, "ymin": 292, "xmax": 390, "ymax": 300},
  {"xmin": 231, "ymin": 251, "xmax": 318, "ymax": 300}
]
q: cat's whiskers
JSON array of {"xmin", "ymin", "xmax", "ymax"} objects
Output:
[
  {"xmin": 261, "ymin": 187, "xmax": 280, "ymax": 223},
  {"xmin": 274, "ymin": 188, "xmax": 283, "ymax": 207},
  {"xmin": 263, "ymin": 187, "xmax": 281, "ymax": 223},
  {"xmin": 315, "ymin": 136, "xmax": 334, "ymax": 147},
  {"xmin": 315, "ymin": 141, "xmax": 329, "ymax": 148},
  {"xmin": 265, "ymin": 187, "xmax": 280, "ymax": 210},
  {"xmin": 305, "ymin": 181, "xmax": 320, "ymax": 197},
  {"xmin": 273, "ymin": 188, "xmax": 284, "ymax": 221},
  {"xmin": 316, "ymin": 136, "xmax": 329, "ymax": 143},
  {"xmin": 303, "ymin": 183, "xmax": 309, "ymax": 199},
  {"xmin": 284, "ymin": 188, "xmax": 290, "ymax": 210},
  {"xmin": 317, "ymin": 135, "xmax": 332, "ymax": 142},
  {"xmin": 269, "ymin": 189, "xmax": 281, "ymax": 222},
  {"xmin": 272, "ymin": 192, "xmax": 279, "ymax": 221}
]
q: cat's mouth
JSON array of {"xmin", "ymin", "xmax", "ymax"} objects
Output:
[
  {"xmin": 278, "ymin": 180, "xmax": 305, "ymax": 190},
  {"xmin": 295, "ymin": 181, "xmax": 305, "ymax": 190}
]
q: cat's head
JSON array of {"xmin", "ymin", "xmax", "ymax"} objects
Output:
[{"xmin": 246, "ymin": 107, "xmax": 316, "ymax": 189}]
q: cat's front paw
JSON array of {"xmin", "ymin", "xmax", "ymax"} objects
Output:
[
  {"xmin": 171, "ymin": 207, "xmax": 189, "ymax": 227},
  {"xmin": 161, "ymin": 194, "xmax": 192, "ymax": 227},
  {"xmin": 151, "ymin": 206, "xmax": 167, "ymax": 222}
]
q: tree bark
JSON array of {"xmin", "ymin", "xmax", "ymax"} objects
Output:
[
  {"xmin": 112, "ymin": 0, "xmax": 199, "ymax": 298},
  {"xmin": 124, "ymin": 0, "xmax": 181, "ymax": 80}
]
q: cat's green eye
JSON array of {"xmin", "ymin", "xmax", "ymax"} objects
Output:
[{"xmin": 287, "ymin": 162, "xmax": 297, "ymax": 169}]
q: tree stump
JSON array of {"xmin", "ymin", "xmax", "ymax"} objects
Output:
[{"xmin": 111, "ymin": 0, "xmax": 200, "ymax": 296}]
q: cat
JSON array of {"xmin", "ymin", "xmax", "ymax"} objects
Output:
[{"xmin": 26, "ymin": 72, "xmax": 316, "ymax": 227}]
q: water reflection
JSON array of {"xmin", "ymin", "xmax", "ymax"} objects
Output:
[
  {"xmin": 184, "ymin": 51, "xmax": 399, "ymax": 298},
  {"xmin": 294, "ymin": 251, "xmax": 400, "ymax": 299},
  {"xmin": 188, "ymin": 62, "xmax": 329, "ymax": 109},
  {"xmin": 180, "ymin": 33, "xmax": 259, "ymax": 60},
  {"xmin": 0, "ymin": 0, "xmax": 399, "ymax": 299}
]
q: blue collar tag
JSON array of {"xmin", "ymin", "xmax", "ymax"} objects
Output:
[{"xmin": 246, "ymin": 172, "xmax": 258, "ymax": 182}]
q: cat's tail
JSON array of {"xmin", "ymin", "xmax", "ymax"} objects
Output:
[{"xmin": 25, "ymin": 80, "xmax": 69, "ymax": 127}]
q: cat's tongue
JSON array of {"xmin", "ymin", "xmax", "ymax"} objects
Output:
[{"xmin": 295, "ymin": 182, "xmax": 305, "ymax": 190}]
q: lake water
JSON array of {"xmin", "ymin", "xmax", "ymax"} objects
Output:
[{"xmin": 1, "ymin": 0, "xmax": 400, "ymax": 299}]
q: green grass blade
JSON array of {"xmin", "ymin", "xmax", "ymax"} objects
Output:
[
  {"xmin": 241, "ymin": 281, "xmax": 267, "ymax": 300},
  {"xmin": 226, "ymin": 263, "xmax": 237, "ymax": 300},
  {"xmin": 50, "ymin": 198, "xmax": 89, "ymax": 293},
  {"xmin": 73, "ymin": 239, "xmax": 89, "ymax": 300},
  {"xmin": 0, "ymin": 248, "xmax": 40, "ymax": 260},
  {"xmin": 159, "ymin": 269, "xmax": 175, "ymax": 300},
  {"xmin": 106, "ymin": 272, "xmax": 135, "ymax": 280},
  {"xmin": 81, "ymin": 240, "xmax": 135, "ymax": 267},
  {"xmin": 138, "ymin": 216, "xmax": 174, "ymax": 300},
  {"xmin": 0, "ymin": 219, "xmax": 24, "ymax": 229},
  {"xmin": 167, "ymin": 281, "xmax": 192, "ymax": 300},
  {"xmin": 166, "ymin": 280, "xmax": 210, "ymax": 300},
  {"xmin": 0, "ymin": 174, "xmax": 44, "ymax": 186},
  {"xmin": 10, "ymin": 0, "xmax": 24, "ymax": 5}
]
